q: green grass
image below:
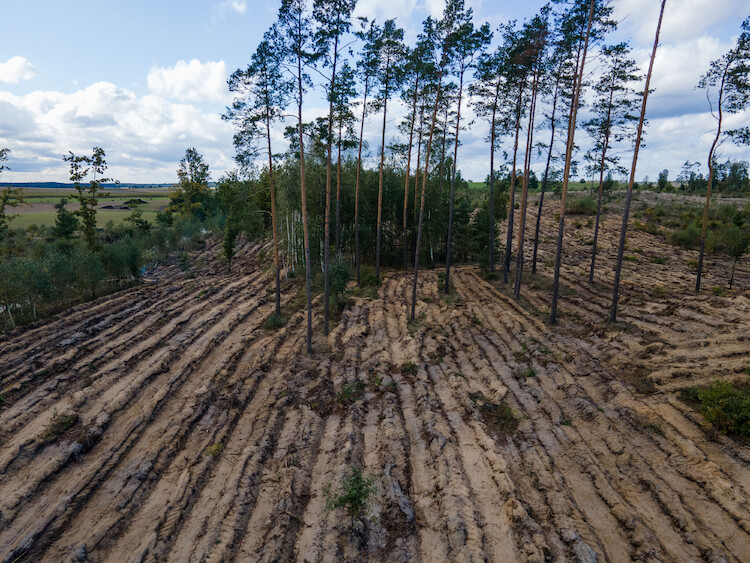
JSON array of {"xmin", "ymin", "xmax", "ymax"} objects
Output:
[
  {"xmin": 9, "ymin": 210, "xmax": 159, "ymax": 228},
  {"xmin": 680, "ymin": 380, "xmax": 750, "ymax": 439}
]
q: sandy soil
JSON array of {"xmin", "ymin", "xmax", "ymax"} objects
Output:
[{"xmin": 0, "ymin": 199, "xmax": 749, "ymax": 562}]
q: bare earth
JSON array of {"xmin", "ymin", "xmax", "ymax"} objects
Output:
[{"xmin": 1, "ymin": 199, "xmax": 749, "ymax": 562}]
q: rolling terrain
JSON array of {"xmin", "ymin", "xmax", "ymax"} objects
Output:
[{"xmin": 1, "ymin": 199, "xmax": 749, "ymax": 562}]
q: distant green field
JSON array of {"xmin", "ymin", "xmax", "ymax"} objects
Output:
[
  {"xmin": 9, "ymin": 210, "xmax": 159, "ymax": 229},
  {"xmin": 21, "ymin": 195, "xmax": 170, "ymax": 204},
  {"xmin": 466, "ymin": 180, "xmax": 594, "ymax": 192},
  {"xmin": 16, "ymin": 187, "xmax": 172, "ymax": 198}
]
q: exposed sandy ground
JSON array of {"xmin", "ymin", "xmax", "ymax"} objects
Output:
[{"xmin": 0, "ymin": 198, "xmax": 749, "ymax": 562}]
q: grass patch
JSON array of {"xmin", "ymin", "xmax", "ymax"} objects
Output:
[
  {"xmin": 43, "ymin": 412, "xmax": 79, "ymax": 444},
  {"xmin": 206, "ymin": 443, "xmax": 225, "ymax": 458},
  {"xmin": 680, "ymin": 380, "xmax": 750, "ymax": 439},
  {"xmin": 651, "ymin": 285, "xmax": 670, "ymax": 297},
  {"xmin": 263, "ymin": 313, "xmax": 287, "ymax": 330},
  {"xmin": 401, "ymin": 361, "xmax": 419, "ymax": 377},
  {"xmin": 566, "ymin": 195, "xmax": 598, "ymax": 216},
  {"xmin": 337, "ymin": 381, "xmax": 366, "ymax": 406}
]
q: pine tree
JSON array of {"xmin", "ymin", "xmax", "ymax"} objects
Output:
[
  {"xmin": 549, "ymin": 0, "xmax": 613, "ymax": 324},
  {"xmin": 443, "ymin": 9, "xmax": 491, "ymax": 293},
  {"xmin": 373, "ymin": 19, "xmax": 407, "ymax": 283},
  {"xmin": 314, "ymin": 0, "xmax": 357, "ymax": 334},
  {"xmin": 469, "ymin": 34, "xmax": 506, "ymax": 273},
  {"xmin": 278, "ymin": 0, "xmax": 318, "ymax": 353},
  {"xmin": 582, "ymin": 42, "xmax": 640, "ymax": 284},
  {"xmin": 226, "ymin": 26, "xmax": 293, "ymax": 317},
  {"xmin": 610, "ymin": 0, "xmax": 666, "ymax": 322},
  {"xmin": 694, "ymin": 16, "xmax": 750, "ymax": 293},
  {"xmin": 353, "ymin": 19, "xmax": 381, "ymax": 286},
  {"xmin": 514, "ymin": 13, "xmax": 548, "ymax": 300}
]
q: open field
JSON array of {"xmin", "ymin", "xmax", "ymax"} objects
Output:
[
  {"xmin": 6, "ymin": 188, "xmax": 170, "ymax": 228},
  {"xmin": 0, "ymin": 196, "xmax": 749, "ymax": 561}
]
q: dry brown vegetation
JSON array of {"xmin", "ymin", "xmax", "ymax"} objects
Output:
[{"xmin": 1, "ymin": 197, "xmax": 749, "ymax": 562}]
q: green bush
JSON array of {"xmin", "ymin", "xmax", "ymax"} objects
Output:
[
  {"xmin": 324, "ymin": 465, "xmax": 377, "ymax": 523},
  {"xmin": 680, "ymin": 380, "xmax": 750, "ymax": 438},
  {"xmin": 566, "ymin": 196, "xmax": 598, "ymax": 216}
]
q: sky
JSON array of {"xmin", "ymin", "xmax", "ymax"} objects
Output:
[{"xmin": 0, "ymin": 0, "xmax": 748, "ymax": 184}]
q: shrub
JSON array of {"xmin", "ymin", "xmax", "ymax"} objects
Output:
[
  {"xmin": 680, "ymin": 380, "xmax": 750, "ymax": 438},
  {"xmin": 401, "ymin": 361, "xmax": 418, "ymax": 376},
  {"xmin": 566, "ymin": 196, "xmax": 597, "ymax": 216},
  {"xmin": 324, "ymin": 465, "xmax": 377, "ymax": 523}
]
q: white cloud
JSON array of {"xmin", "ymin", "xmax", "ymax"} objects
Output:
[
  {"xmin": 147, "ymin": 59, "xmax": 230, "ymax": 104},
  {"xmin": 0, "ymin": 82, "xmax": 235, "ymax": 182},
  {"xmin": 612, "ymin": 0, "xmax": 747, "ymax": 44},
  {"xmin": 220, "ymin": 0, "xmax": 247, "ymax": 14},
  {"xmin": 0, "ymin": 56, "xmax": 37, "ymax": 84},
  {"xmin": 353, "ymin": 0, "xmax": 420, "ymax": 21}
]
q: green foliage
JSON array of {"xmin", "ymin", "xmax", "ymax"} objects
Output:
[
  {"xmin": 53, "ymin": 198, "xmax": 79, "ymax": 239},
  {"xmin": 337, "ymin": 381, "xmax": 365, "ymax": 405},
  {"xmin": 206, "ymin": 443, "xmax": 225, "ymax": 457},
  {"xmin": 169, "ymin": 148, "xmax": 215, "ymax": 220},
  {"xmin": 680, "ymin": 380, "xmax": 750, "ymax": 438},
  {"xmin": 124, "ymin": 205, "xmax": 151, "ymax": 234},
  {"xmin": 65, "ymin": 147, "xmax": 110, "ymax": 249},
  {"xmin": 566, "ymin": 196, "xmax": 598, "ymax": 216},
  {"xmin": 324, "ymin": 465, "xmax": 377, "ymax": 522},
  {"xmin": 43, "ymin": 412, "xmax": 79, "ymax": 444},
  {"xmin": 263, "ymin": 313, "xmax": 287, "ymax": 330},
  {"xmin": 401, "ymin": 361, "xmax": 418, "ymax": 376}
]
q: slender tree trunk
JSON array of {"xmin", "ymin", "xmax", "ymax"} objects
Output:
[
  {"xmin": 588, "ymin": 87, "xmax": 614, "ymax": 285},
  {"xmin": 514, "ymin": 62, "xmax": 541, "ymax": 299},
  {"xmin": 445, "ymin": 69, "xmax": 466, "ymax": 294},
  {"xmin": 412, "ymin": 70, "xmax": 444, "ymax": 321},
  {"xmin": 298, "ymin": 51, "xmax": 313, "ymax": 354},
  {"xmin": 355, "ymin": 77, "xmax": 369, "ymax": 287},
  {"xmin": 403, "ymin": 77, "xmax": 419, "ymax": 271},
  {"xmin": 323, "ymin": 35, "xmax": 338, "ymax": 336},
  {"xmin": 336, "ymin": 122, "xmax": 342, "ymax": 254},
  {"xmin": 504, "ymin": 82, "xmax": 524, "ymax": 283},
  {"xmin": 438, "ymin": 105, "xmax": 449, "ymax": 205},
  {"xmin": 266, "ymin": 114, "xmax": 281, "ymax": 316},
  {"xmin": 532, "ymin": 70, "xmax": 561, "ymax": 275},
  {"xmin": 414, "ymin": 103, "xmax": 425, "ymax": 225},
  {"xmin": 489, "ymin": 80, "xmax": 500, "ymax": 273},
  {"xmin": 550, "ymin": 0, "xmax": 595, "ymax": 325},
  {"xmin": 611, "ymin": 0, "xmax": 666, "ymax": 322},
  {"xmin": 376, "ymin": 63, "xmax": 390, "ymax": 282},
  {"xmin": 730, "ymin": 256, "xmax": 737, "ymax": 289},
  {"xmin": 696, "ymin": 65, "xmax": 727, "ymax": 292}
]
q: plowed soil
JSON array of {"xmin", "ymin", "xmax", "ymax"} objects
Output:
[{"xmin": 1, "ymin": 198, "xmax": 749, "ymax": 562}]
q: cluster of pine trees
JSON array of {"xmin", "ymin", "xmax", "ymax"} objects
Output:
[
  {"xmin": 2, "ymin": 0, "xmax": 748, "ymax": 340},
  {"xmin": 223, "ymin": 0, "xmax": 669, "ymax": 350}
]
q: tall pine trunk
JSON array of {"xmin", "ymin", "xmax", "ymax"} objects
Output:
[
  {"xmin": 445, "ymin": 70, "xmax": 466, "ymax": 293},
  {"xmin": 588, "ymin": 86, "xmax": 615, "ymax": 284},
  {"xmin": 354, "ymin": 77, "xmax": 369, "ymax": 287},
  {"xmin": 504, "ymin": 82, "xmax": 524, "ymax": 283},
  {"xmin": 611, "ymin": 0, "xmax": 666, "ymax": 322},
  {"xmin": 403, "ymin": 77, "xmax": 419, "ymax": 271},
  {"xmin": 696, "ymin": 63, "xmax": 727, "ymax": 292},
  {"xmin": 488, "ymin": 80, "xmax": 500, "ymax": 273},
  {"xmin": 375, "ymin": 65, "xmax": 390, "ymax": 282},
  {"xmin": 550, "ymin": 0, "xmax": 595, "ymax": 325},
  {"xmin": 412, "ymin": 71, "xmax": 444, "ymax": 320},
  {"xmin": 323, "ymin": 34, "xmax": 339, "ymax": 335},
  {"xmin": 514, "ymin": 62, "xmax": 541, "ymax": 299},
  {"xmin": 266, "ymin": 114, "xmax": 281, "ymax": 316},
  {"xmin": 298, "ymin": 46, "xmax": 313, "ymax": 353},
  {"xmin": 336, "ymin": 122, "xmax": 342, "ymax": 254},
  {"xmin": 532, "ymin": 70, "xmax": 561, "ymax": 274}
]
